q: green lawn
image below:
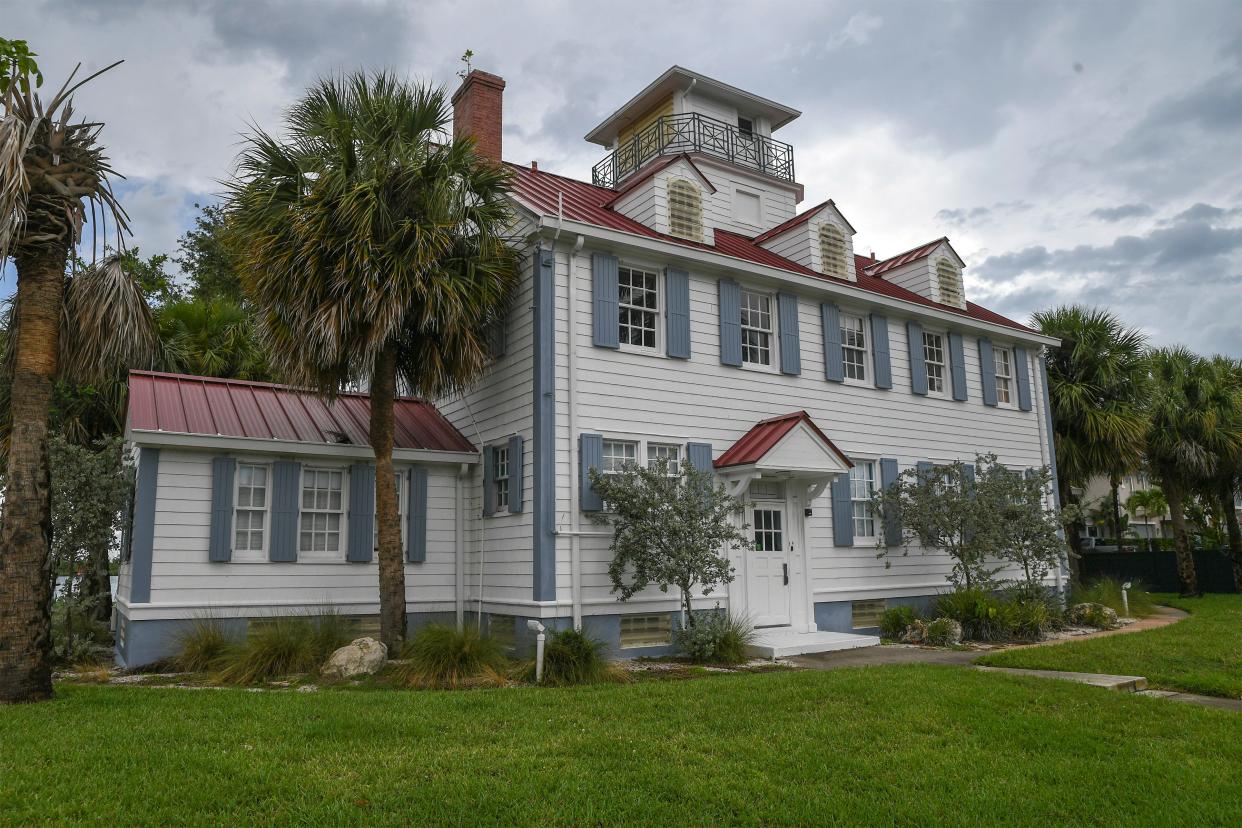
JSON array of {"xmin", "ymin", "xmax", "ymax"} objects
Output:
[
  {"xmin": 4, "ymin": 667, "xmax": 1242, "ymax": 826},
  {"xmin": 976, "ymin": 594, "xmax": 1242, "ymax": 698}
]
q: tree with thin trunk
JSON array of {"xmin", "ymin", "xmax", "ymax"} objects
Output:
[
  {"xmin": 1032, "ymin": 306, "xmax": 1149, "ymax": 584},
  {"xmin": 1125, "ymin": 487, "xmax": 1168, "ymax": 543},
  {"xmin": 227, "ymin": 72, "xmax": 518, "ymax": 652},
  {"xmin": 1146, "ymin": 348, "xmax": 1242, "ymax": 596},
  {"xmin": 1, "ymin": 46, "xmax": 158, "ymax": 702},
  {"xmin": 1199, "ymin": 355, "xmax": 1242, "ymax": 588}
]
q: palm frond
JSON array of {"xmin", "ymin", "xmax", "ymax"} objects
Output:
[{"xmin": 58, "ymin": 255, "xmax": 160, "ymax": 385}]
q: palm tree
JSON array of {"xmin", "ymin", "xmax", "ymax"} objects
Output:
[
  {"xmin": 157, "ymin": 296, "xmax": 270, "ymax": 380},
  {"xmin": 1032, "ymin": 306, "xmax": 1149, "ymax": 583},
  {"xmin": 1125, "ymin": 487, "xmax": 1168, "ymax": 543},
  {"xmin": 1, "ymin": 47, "xmax": 160, "ymax": 702},
  {"xmin": 1199, "ymin": 355, "xmax": 1242, "ymax": 587},
  {"xmin": 227, "ymin": 72, "xmax": 518, "ymax": 651},
  {"xmin": 1146, "ymin": 348, "xmax": 1242, "ymax": 596}
]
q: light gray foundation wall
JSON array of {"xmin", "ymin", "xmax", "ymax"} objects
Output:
[{"xmin": 814, "ymin": 595, "xmax": 937, "ymax": 634}]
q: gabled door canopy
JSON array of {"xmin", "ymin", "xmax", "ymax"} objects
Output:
[{"xmin": 714, "ymin": 411, "xmax": 852, "ymax": 499}]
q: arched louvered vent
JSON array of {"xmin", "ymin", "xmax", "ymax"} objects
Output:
[
  {"xmin": 668, "ymin": 179, "xmax": 703, "ymax": 242},
  {"xmin": 935, "ymin": 258, "xmax": 965, "ymax": 307},
  {"xmin": 818, "ymin": 223, "xmax": 848, "ymax": 280}
]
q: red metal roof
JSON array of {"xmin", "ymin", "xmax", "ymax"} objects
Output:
[
  {"xmin": 715, "ymin": 411, "xmax": 853, "ymax": 470},
  {"xmin": 506, "ymin": 164, "xmax": 1034, "ymax": 334},
  {"xmin": 126, "ymin": 371, "xmax": 476, "ymax": 453},
  {"xmin": 865, "ymin": 237, "xmax": 951, "ymax": 276}
]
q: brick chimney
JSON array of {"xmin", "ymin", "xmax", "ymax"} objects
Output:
[{"xmin": 452, "ymin": 69, "xmax": 506, "ymax": 163}]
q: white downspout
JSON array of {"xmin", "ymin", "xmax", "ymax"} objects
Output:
[
  {"xmin": 567, "ymin": 233, "xmax": 586, "ymax": 629},
  {"xmin": 455, "ymin": 462, "xmax": 469, "ymax": 631}
]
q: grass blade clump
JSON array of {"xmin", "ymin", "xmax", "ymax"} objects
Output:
[
  {"xmin": 216, "ymin": 618, "xmax": 315, "ymax": 685},
  {"xmin": 172, "ymin": 619, "xmax": 240, "ymax": 674},
  {"xmin": 541, "ymin": 628, "xmax": 628, "ymax": 686},
  {"xmin": 674, "ymin": 613, "xmax": 756, "ymax": 664},
  {"xmin": 308, "ymin": 612, "xmax": 354, "ymax": 664},
  {"xmin": 1071, "ymin": 577, "xmax": 1156, "ymax": 618},
  {"xmin": 395, "ymin": 624, "xmax": 508, "ymax": 689}
]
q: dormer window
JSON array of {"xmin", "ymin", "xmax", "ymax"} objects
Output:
[
  {"xmin": 935, "ymin": 258, "xmax": 965, "ymax": 307},
  {"xmin": 668, "ymin": 179, "xmax": 703, "ymax": 242},
  {"xmin": 818, "ymin": 223, "xmax": 848, "ymax": 280}
]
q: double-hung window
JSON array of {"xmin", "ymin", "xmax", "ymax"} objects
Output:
[
  {"xmin": 618, "ymin": 266, "xmax": 659, "ymax": 350},
  {"xmin": 922, "ymin": 331, "xmax": 947, "ymax": 395},
  {"xmin": 646, "ymin": 443, "xmax": 681, "ymax": 477},
  {"xmin": 373, "ymin": 472, "xmax": 406, "ymax": 550},
  {"xmin": 849, "ymin": 460, "xmax": 877, "ymax": 538},
  {"xmin": 234, "ymin": 463, "xmax": 268, "ymax": 553},
  {"xmin": 493, "ymin": 446, "xmax": 510, "ymax": 512},
  {"xmin": 300, "ymin": 468, "xmax": 344, "ymax": 554},
  {"xmin": 602, "ymin": 440, "xmax": 638, "ymax": 475},
  {"xmin": 740, "ymin": 288, "xmax": 774, "ymax": 367},
  {"xmin": 994, "ymin": 347, "xmax": 1013, "ymax": 405},
  {"xmin": 841, "ymin": 314, "xmax": 867, "ymax": 381}
]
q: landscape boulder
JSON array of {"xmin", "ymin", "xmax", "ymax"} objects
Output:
[
  {"xmin": 1067, "ymin": 602, "xmax": 1119, "ymax": 630},
  {"xmin": 321, "ymin": 637, "xmax": 388, "ymax": 679}
]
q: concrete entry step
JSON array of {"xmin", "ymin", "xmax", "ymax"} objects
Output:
[
  {"xmin": 749, "ymin": 628, "xmax": 880, "ymax": 659},
  {"xmin": 975, "ymin": 666, "xmax": 1148, "ymax": 692}
]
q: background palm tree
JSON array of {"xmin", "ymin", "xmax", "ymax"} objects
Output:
[
  {"xmin": 1032, "ymin": 305, "xmax": 1149, "ymax": 583},
  {"xmin": 227, "ymin": 71, "xmax": 518, "ymax": 651},
  {"xmin": 1125, "ymin": 487, "xmax": 1168, "ymax": 542},
  {"xmin": 1146, "ymin": 347, "xmax": 1242, "ymax": 595},
  {"xmin": 157, "ymin": 297, "xmax": 269, "ymax": 380},
  {"xmin": 1198, "ymin": 355, "xmax": 1242, "ymax": 587}
]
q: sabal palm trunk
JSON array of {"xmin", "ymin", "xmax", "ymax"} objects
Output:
[
  {"xmin": 1219, "ymin": 479, "xmax": 1242, "ymax": 592},
  {"xmin": 1164, "ymin": 482, "xmax": 1199, "ymax": 596},
  {"xmin": 1059, "ymin": 476, "xmax": 1083, "ymax": 584},
  {"xmin": 0, "ymin": 248, "xmax": 67, "ymax": 703},
  {"xmin": 1109, "ymin": 475, "xmax": 1123, "ymax": 545},
  {"xmin": 84, "ymin": 539, "xmax": 113, "ymax": 626},
  {"xmin": 371, "ymin": 344, "xmax": 406, "ymax": 652}
]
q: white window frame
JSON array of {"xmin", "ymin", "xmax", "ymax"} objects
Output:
[
  {"xmin": 922, "ymin": 330, "xmax": 948, "ymax": 396},
  {"xmin": 373, "ymin": 470, "xmax": 407, "ymax": 551},
  {"xmin": 233, "ymin": 461, "xmax": 270, "ymax": 562},
  {"xmin": 492, "ymin": 445, "xmax": 511, "ymax": 514},
  {"xmin": 993, "ymin": 345, "xmax": 1014, "ymax": 407},
  {"xmin": 848, "ymin": 459, "xmax": 878, "ymax": 541},
  {"xmin": 601, "ymin": 439, "xmax": 639, "ymax": 476},
  {"xmin": 298, "ymin": 465, "xmax": 348, "ymax": 561},
  {"xmin": 646, "ymin": 443, "xmax": 681, "ymax": 477},
  {"xmin": 739, "ymin": 286, "xmax": 778, "ymax": 371},
  {"xmin": 840, "ymin": 312, "xmax": 869, "ymax": 384},
  {"xmin": 617, "ymin": 263, "xmax": 662, "ymax": 355}
]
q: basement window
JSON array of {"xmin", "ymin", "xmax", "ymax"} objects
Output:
[
  {"xmin": 852, "ymin": 599, "xmax": 887, "ymax": 629},
  {"xmin": 620, "ymin": 614, "xmax": 672, "ymax": 648}
]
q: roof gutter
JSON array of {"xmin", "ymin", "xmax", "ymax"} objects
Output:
[
  {"xmin": 125, "ymin": 429, "xmax": 481, "ymax": 464},
  {"xmin": 531, "ymin": 216, "xmax": 1060, "ymax": 347}
]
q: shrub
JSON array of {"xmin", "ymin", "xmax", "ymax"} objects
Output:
[
  {"xmin": 1067, "ymin": 602, "xmax": 1120, "ymax": 629},
  {"xmin": 173, "ymin": 619, "xmax": 239, "ymax": 673},
  {"xmin": 879, "ymin": 605, "xmax": 922, "ymax": 640},
  {"xmin": 214, "ymin": 614, "xmax": 350, "ymax": 684},
  {"xmin": 307, "ymin": 612, "xmax": 354, "ymax": 664},
  {"xmin": 1071, "ymin": 577, "xmax": 1155, "ymax": 618},
  {"xmin": 395, "ymin": 624, "xmax": 508, "ymax": 689},
  {"xmin": 1009, "ymin": 600, "xmax": 1055, "ymax": 641},
  {"xmin": 542, "ymin": 628, "xmax": 626, "ymax": 686},
  {"xmin": 924, "ymin": 617, "xmax": 962, "ymax": 646},
  {"xmin": 674, "ymin": 613, "xmax": 755, "ymax": 664},
  {"xmin": 935, "ymin": 589, "xmax": 1010, "ymax": 642}
]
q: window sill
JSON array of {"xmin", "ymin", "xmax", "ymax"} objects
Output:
[
  {"xmin": 618, "ymin": 343, "xmax": 665, "ymax": 358},
  {"xmin": 740, "ymin": 361, "xmax": 778, "ymax": 374}
]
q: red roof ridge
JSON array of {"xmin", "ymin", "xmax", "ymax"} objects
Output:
[
  {"xmin": 126, "ymin": 369, "xmax": 432, "ymax": 405},
  {"xmin": 752, "ymin": 199, "xmax": 847, "ymax": 243},
  {"xmin": 715, "ymin": 410, "xmax": 853, "ymax": 470},
  {"xmin": 865, "ymin": 236, "xmax": 952, "ymax": 276},
  {"xmin": 600, "ymin": 154, "xmax": 717, "ymax": 207}
]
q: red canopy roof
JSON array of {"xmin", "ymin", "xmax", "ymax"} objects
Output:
[
  {"xmin": 507, "ymin": 163, "xmax": 1034, "ymax": 334},
  {"xmin": 126, "ymin": 371, "xmax": 476, "ymax": 453},
  {"xmin": 714, "ymin": 411, "xmax": 852, "ymax": 470}
]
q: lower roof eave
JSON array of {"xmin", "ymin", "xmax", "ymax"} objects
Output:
[
  {"xmin": 531, "ymin": 216, "xmax": 1059, "ymax": 347},
  {"xmin": 125, "ymin": 429, "xmax": 480, "ymax": 465}
]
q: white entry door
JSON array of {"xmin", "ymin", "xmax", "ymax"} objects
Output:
[{"xmin": 747, "ymin": 502, "xmax": 791, "ymax": 627}]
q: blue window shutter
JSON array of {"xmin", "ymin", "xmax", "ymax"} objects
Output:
[
  {"xmin": 916, "ymin": 460, "xmax": 934, "ymax": 486},
  {"xmin": 269, "ymin": 460, "xmax": 301, "ymax": 562},
  {"xmin": 1014, "ymin": 346, "xmax": 1033, "ymax": 411},
  {"xmin": 821, "ymin": 302, "xmax": 844, "ymax": 382},
  {"xmin": 962, "ymin": 463, "xmax": 976, "ymax": 493},
  {"xmin": 592, "ymin": 252, "xmax": 620, "ymax": 349},
  {"xmin": 871, "ymin": 314, "xmax": 892, "ymax": 389},
  {"xmin": 508, "ymin": 434, "xmax": 525, "ymax": 513},
  {"xmin": 208, "ymin": 456, "xmax": 236, "ymax": 563},
  {"xmin": 580, "ymin": 433, "xmax": 604, "ymax": 512},
  {"xmin": 129, "ymin": 449, "xmax": 159, "ymax": 603},
  {"xmin": 346, "ymin": 463, "xmax": 375, "ymax": 562},
  {"xmin": 879, "ymin": 458, "xmax": 901, "ymax": 546},
  {"xmin": 831, "ymin": 472, "xmax": 854, "ymax": 547},
  {"xmin": 488, "ymin": 310, "xmax": 507, "ymax": 360},
  {"xmin": 949, "ymin": 332, "xmax": 968, "ymax": 401},
  {"xmin": 907, "ymin": 321, "xmax": 928, "ymax": 395},
  {"xmin": 686, "ymin": 442, "xmax": 713, "ymax": 475},
  {"xmin": 718, "ymin": 279, "xmax": 742, "ymax": 366},
  {"xmin": 665, "ymin": 267, "xmax": 691, "ymax": 359},
  {"xmin": 482, "ymin": 445, "xmax": 496, "ymax": 517},
  {"xmin": 777, "ymin": 292, "xmax": 801, "ymax": 375},
  {"xmin": 978, "ymin": 338, "xmax": 998, "ymax": 407},
  {"xmin": 407, "ymin": 467, "xmax": 428, "ymax": 563}
]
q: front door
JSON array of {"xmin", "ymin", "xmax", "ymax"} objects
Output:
[{"xmin": 747, "ymin": 502, "xmax": 791, "ymax": 627}]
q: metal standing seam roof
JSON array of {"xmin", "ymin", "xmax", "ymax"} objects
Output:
[
  {"xmin": 126, "ymin": 371, "xmax": 476, "ymax": 453},
  {"xmin": 714, "ymin": 411, "xmax": 853, "ymax": 470},
  {"xmin": 507, "ymin": 163, "xmax": 1035, "ymax": 335}
]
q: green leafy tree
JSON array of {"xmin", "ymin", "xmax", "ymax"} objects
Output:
[
  {"xmin": 1146, "ymin": 347, "xmax": 1242, "ymax": 596},
  {"xmin": 175, "ymin": 203, "xmax": 242, "ymax": 303},
  {"xmin": 974, "ymin": 460, "xmax": 1064, "ymax": 588},
  {"xmin": 1198, "ymin": 355, "xmax": 1242, "ymax": 587},
  {"xmin": 227, "ymin": 72, "xmax": 518, "ymax": 650},
  {"xmin": 1032, "ymin": 306, "xmax": 1149, "ymax": 584},
  {"xmin": 589, "ymin": 461, "xmax": 749, "ymax": 628}
]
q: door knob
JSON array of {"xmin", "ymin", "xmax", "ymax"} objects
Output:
[{"xmin": 782, "ymin": 563, "xmax": 789, "ymax": 586}]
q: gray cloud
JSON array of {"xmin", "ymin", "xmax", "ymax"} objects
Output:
[
  {"xmin": 935, "ymin": 201, "xmax": 1032, "ymax": 227},
  {"xmin": 1089, "ymin": 204, "xmax": 1153, "ymax": 222}
]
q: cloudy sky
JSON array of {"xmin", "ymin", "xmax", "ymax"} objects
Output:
[{"xmin": 6, "ymin": 0, "xmax": 1242, "ymax": 354}]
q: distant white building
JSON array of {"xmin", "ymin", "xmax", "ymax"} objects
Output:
[{"xmin": 113, "ymin": 67, "xmax": 1061, "ymax": 667}]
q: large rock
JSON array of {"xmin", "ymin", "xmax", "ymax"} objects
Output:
[
  {"xmin": 900, "ymin": 618, "xmax": 962, "ymax": 646},
  {"xmin": 1067, "ymin": 602, "xmax": 1119, "ymax": 630},
  {"xmin": 321, "ymin": 637, "xmax": 388, "ymax": 679}
]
